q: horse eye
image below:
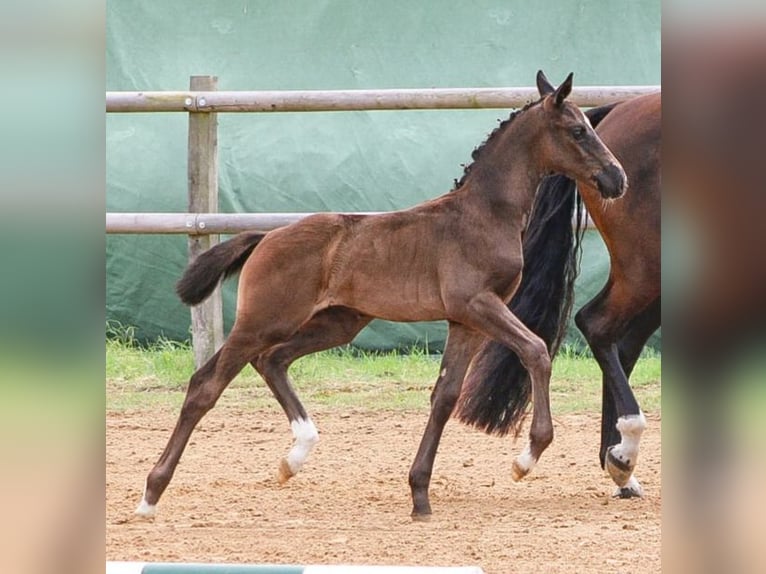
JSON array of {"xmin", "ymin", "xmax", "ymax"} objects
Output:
[{"xmin": 571, "ymin": 126, "xmax": 586, "ymax": 140}]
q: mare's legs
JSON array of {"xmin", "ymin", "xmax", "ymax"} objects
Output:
[
  {"xmin": 136, "ymin": 328, "xmax": 261, "ymax": 518},
  {"xmin": 251, "ymin": 306, "xmax": 372, "ymax": 483},
  {"xmin": 409, "ymin": 323, "xmax": 483, "ymax": 519},
  {"xmin": 455, "ymin": 292, "xmax": 555, "ymax": 480},
  {"xmin": 600, "ymin": 298, "xmax": 661, "ymax": 497},
  {"xmin": 575, "ymin": 280, "xmax": 658, "ymax": 493}
]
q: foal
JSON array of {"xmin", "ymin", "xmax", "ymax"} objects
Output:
[
  {"xmin": 457, "ymin": 93, "xmax": 660, "ymax": 499},
  {"xmin": 135, "ymin": 71, "xmax": 626, "ymax": 520}
]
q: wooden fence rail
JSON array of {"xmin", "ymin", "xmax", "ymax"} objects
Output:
[
  {"xmin": 106, "ymin": 85, "xmax": 658, "ymax": 113},
  {"xmin": 106, "ymin": 77, "xmax": 660, "ymax": 366},
  {"xmin": 106, "ymin": 212, "xmax": 384, "ymax": 235},
  {"xmin": 106, "ymin": 212, "xmax": 596, "ymax": 235}
]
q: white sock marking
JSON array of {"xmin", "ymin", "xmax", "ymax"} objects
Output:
[
  {"xmin": 134, "ymin": 481, "xmax": 157, "ymax": 517},
  {"xmin": 515, "ymin": 443, "xmax": 537, "ymax": 473},
  {"xmin": 613, "ymin": 412, "xmax": 646, "ymax": 464},
  {"xmin": 285, "ymin": 418, "xmax": 319, "ymax": 474}
]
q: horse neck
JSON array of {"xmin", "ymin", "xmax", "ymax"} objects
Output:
[{"xmin": 459, "ymin": 124, "xmax": 543, "ymax": 218}]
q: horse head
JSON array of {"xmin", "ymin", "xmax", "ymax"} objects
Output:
[{"xmin": 534, "ymin": 70, "xmax": 627, "ymax": 200}]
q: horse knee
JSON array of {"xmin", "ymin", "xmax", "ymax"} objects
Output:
[
  {"xmin": 522, "ymin": 339, "xmax": 551, "ymax": 378},
  {"xmin": 577, "ymin": 313, "xmax": 612, "ymax": 352},
  {"xmin": 183, "ymin": 370, "xmax": 221, "ymax": 416}
]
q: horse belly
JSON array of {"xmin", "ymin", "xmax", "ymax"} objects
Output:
[{"xmin": 332, "ymin": 268, "xmax": 446, "ymax": 323}]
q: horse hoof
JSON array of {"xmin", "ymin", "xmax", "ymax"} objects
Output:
[
  {"xmin": 277, "ymin": 458, "xmax": 295, "ymax": 484},
  {"xmin": 511, "ymin": 459, "xmax": 530, "ymax": 482},
  {"xmin": 134, "ymin": 498, "xmax": 157, "ymax": 520},
  {"xmin": 411, "ymin": 511, "xmax": 432, "ymax": 522},
  {"xmin": 612, "ymin": 475, "xmax": 644, "ymax": 498},
  {"xmin": 605, "ymin": 446, "xmax": 634, "ymax": 487}
]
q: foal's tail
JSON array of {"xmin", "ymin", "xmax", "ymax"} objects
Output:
[
  {"xmin": 176, "ymin": 231, "xmax": 266, "ymax": 306},
  {"xmin": 454, "ymin": 102, "xmax": 619, "ymax": 437}
]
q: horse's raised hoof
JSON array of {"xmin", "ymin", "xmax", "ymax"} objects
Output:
[
  {"xmin": 277, "ymin": 458, "xmax": 295, "ymax": 484},
  {"xmin": 612, "ymin": 475, "xmax": 644, "ymax": 499},
  {"xmin": 511, "ymin": 448, "xmax": 537, "ymax": 482},
  {"xmin": 511, "ymin": 459, "xmax": 529, "ymax": 482},
  {"xmin": 605, "ymin": 446, "xmax": 635, "ymax": 487}
]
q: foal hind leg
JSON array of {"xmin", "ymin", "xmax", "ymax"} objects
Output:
[
  {"xmin": 135, "ymin": 329, "xmax": 259, "ymax": 518},
  {"xmin": 252, "ymin": 307, "xmax": 372, "ymax": 483},
  {"xmin": 409, "ymin": 323, "xmax": 483, "ymax": 519}
]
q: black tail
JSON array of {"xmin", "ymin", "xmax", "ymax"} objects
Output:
[
  {"xmin": 176, "ymin": 231, "xmax": 266, "ymax": 306},
  {"xmin": 454, "ymin": 102, "xmax": 619, "ymax": 436}
]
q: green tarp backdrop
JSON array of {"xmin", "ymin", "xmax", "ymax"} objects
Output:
[{"xmin": 106, "ymin": 0, "xmax": 660, "ymax": 351}]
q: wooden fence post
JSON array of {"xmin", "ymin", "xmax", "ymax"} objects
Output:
[{"xmin": 187, "ymin": 75, "xmax": 224, "ymax": 368}]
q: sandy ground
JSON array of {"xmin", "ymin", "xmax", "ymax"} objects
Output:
[{"xmin": 106, "ymin": 406, "xmax": 661, "ymax": 573}]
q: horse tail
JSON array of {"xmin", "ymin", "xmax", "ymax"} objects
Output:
[
  {"xmin": 176, "ymin": 231, "xmax": 266, "ymax": 306},
  {"xmin": 585, "ymin": 101, "xmax": 620, "ymax": 127},
  {"xmin": 454, "ymin": 101, "xmax": 620, "ymax": 436}
]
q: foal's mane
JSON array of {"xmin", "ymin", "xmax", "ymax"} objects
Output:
[{"xmin": 452, "ymin": 98, "xmax": 544, "ymax": 191}]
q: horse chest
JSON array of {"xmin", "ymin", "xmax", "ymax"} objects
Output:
[{"xmin": 474, "ymin": 249, "xmax": 524, "ymax": 299}]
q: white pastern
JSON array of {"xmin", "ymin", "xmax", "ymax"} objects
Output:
[
  {"xmin": 285, "ymin": 418, "xmax": 319, "ymax": 475},
  {"xmin": 512, "ymin": 443, "xmax": 537, "ymax": 481},
  {"xmin": 612, "ymin": 412, "xmax": 646, "ymax": 465},
  {"xmin": 134, "ymin": 497, "xmax": 156, "ymax": 518},
  {"xmin": 134, "ymin": 481, "xmax": 156, "ymax": 518},
  {"xmin": 613, "ymin": 475, "xmax": 644, "ymax": 498}
]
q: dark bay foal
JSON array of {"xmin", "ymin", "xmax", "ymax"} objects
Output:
[
  {"xmin": 135, "ymin": 71, "xmax": 626, "ymax": 520},
  {"xmin": 458, "ymin": 92, "xmax": 660, "ymax": 499}
]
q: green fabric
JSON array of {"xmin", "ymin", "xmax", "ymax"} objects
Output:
[{"xmin": 106, "ymin": 0, "xmax": 660, "ymax": 351}]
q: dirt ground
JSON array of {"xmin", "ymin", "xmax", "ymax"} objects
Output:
[{"xmin": 106, "ymin": 406, "xmax": 661, "ymax": 573}]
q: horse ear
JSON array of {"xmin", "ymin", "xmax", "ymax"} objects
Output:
[
  {"xmin": 536, "ymin": 70, "xmax": 555, "ymax": 97},
  {"xmin": 553, "ymin": 72, "xmax": 574, "ymax": 106}
]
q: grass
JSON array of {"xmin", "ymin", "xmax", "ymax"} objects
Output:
[{"xmin": 106, "ymin": 324, "xmax": 661, "ymax": 416}]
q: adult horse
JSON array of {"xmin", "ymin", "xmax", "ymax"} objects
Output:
[
  {"xmin": 134, "ymin": 71, "xmax": 627, "ymax": 521},
  {"xmin": 457, "ymin": 92, "xmax": 661, "ymax": 498}
]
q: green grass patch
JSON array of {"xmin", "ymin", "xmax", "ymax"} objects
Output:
[{"xmin": 106, "ymin": 325, "xmax": 661, "ymax": 416}]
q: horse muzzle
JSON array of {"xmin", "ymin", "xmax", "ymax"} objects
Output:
[{"xmin": 593, "ymin": 163, "xmax": 627, "ymax": 199}]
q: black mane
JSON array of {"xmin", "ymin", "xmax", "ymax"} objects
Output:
[{"xmin": 452, "ymin": 98, "xmax": 543, "ymax": 191}]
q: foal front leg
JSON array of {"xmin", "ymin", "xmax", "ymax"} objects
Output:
[
  {"xmin": 458, "ymin": 292, "xmax": 555, "ymax": 480},
  {"xmin": 409, "ymin": 323, "xmax": 483, "ymax": 519}
]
